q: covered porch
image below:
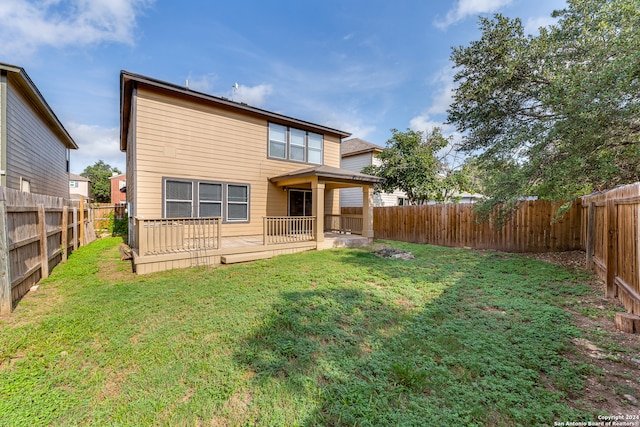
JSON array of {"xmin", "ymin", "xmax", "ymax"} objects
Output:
[
  {"xmin": 130, "ymin": 165, "xmax": 381, "ymax": 274},
  {"xmin": 268, "ymin": 164, "xmax": 381, "ymax": 242}
]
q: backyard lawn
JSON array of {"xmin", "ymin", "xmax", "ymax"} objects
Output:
[{"xmin": 1, "ymin": 237, "xmax": 638, "ymax": 426}]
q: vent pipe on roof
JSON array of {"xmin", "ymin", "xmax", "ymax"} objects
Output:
[{"xmin": 185, "ymin": 79, "xmax": 189, "ymax": 89}]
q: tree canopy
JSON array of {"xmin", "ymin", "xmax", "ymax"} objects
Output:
[
  {"xmin": 448, "ymin": 0, "xmax": 640, "ymax": 208},
  {"xmin": 362, "ymin": 128, "xmax": 471, "ymax": 204},
  {"xmin": 80, "ymin": 160, "xmax": 121, "ymax": 203}
]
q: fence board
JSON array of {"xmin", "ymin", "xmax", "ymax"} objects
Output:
[
  {"xmin": 581, "ymin": 183, "xmax": 640, "ymax": 315},
  {"xmin": 0, "ymin": 189, "xmax": 95, "ymax": 313},
  {"xmin": 370, "ymin": 200, "xmax": 581, "ymax": 253}
]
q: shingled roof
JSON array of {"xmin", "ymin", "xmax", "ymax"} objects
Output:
[{"xmin": 341, "ymin": 138, "xmax": 384, "ymax": 157}]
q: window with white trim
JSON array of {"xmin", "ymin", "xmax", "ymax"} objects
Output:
[
  {"xmin": 268, "ymin": 123, "xmax": 324, "ymax": 164},
  {"xmin": 164, "ymin": 178, "xmax": 249, "ymax": 222}
]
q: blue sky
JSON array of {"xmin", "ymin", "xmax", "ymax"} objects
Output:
[{"xmin": 1, "ymin": 0, "xmax": 566, "ymax": 174}]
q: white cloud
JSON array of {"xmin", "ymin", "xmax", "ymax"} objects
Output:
[
  {"xmin": 524, "ymin": 15, "xmax": 558, "ymax": 34},
  {"xmin": 186, "ymin": 73, "xmax": 217, "ymax": 93},
  {"xmin": 228, "ymin": 84, "xmax": 273, "ymax": 107},
  {"xmin": 67, "ymin": 122, "xmax": 125, "ymax": 174},
  {"xmin": 434, "ymin": 0, "xmax": 512, "ymax": 29},
  {"xmin": 408, "ymin": 64, "xmax": 466, "ymax": 162},
  {"xmin": 426, "ymin": 66, "xmax": 457, "ymax": 116},
  {"xmin": 0, "ymin": 0, "xmax": 153, "ymax": 57}
]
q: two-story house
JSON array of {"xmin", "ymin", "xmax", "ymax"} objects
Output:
[
  {"xmin": 120, "ymin": 71, "xmax": 381, "ymax": 273},
  {"xmin": 109, "ymin": 172, "xmax": 126, "ymax": 205},
  {"xmin": 1, "ymin": 63, "xmax": 78, "ymax": 197},
  {"xmin": 69, "ymin": 173, "xmax": 91, "ymax": 200}
]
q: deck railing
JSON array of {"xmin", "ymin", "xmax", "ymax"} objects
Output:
[
  {"xmin": 324, "ymin": 214, "xmax": 363, "ymax": 235},
  {"xmin": 264, "ymin": 216, "xmax": 316, "ymax": 245},
  {"xmin": 136, "ymin": 217, "xmax": 222, "ymax": 256}
]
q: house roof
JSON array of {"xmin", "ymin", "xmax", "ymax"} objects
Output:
[
  {"xmin": 269, "ymin": 164, "xmax": 383, "ymax": 185},
  {"xmin": 69, "ymin": 173, "xmax": 90, "ymax": 182},
  {"xmin": 109, "ymin": 173, "xmax": 126, "ymax": 180},
  {"xmin": 341, "ymin": 138, "xmax": 383, "ymax": 158},
  {"xmin": 0, "ymin": 62, "xmax": 78, "ymax": 149},
  {"xmin": 120, "ymin": 70, "xmax": 352, "ymax": 152}
]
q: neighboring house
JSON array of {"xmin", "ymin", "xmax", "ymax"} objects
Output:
[
  {"xmin": 120, "ymin": 71, "xmax": 381, "ymax": 273},
  {"xmin": 341, "ymin": 138, "xmax": 485, "ymax": 206},
  {"xmin": 69, "ymin": 173, "xmax": 91, "ymax": 200},
  {"xmin": 340, "ymin": 138, "xmax": 408, "ymax": 207},
  {"xmin": 0, "ymin": 63, "xmax": 78, "ymax": 197},
  {"xmin": 109, "ymin": 173, "xmax": 126, "ymax": 205}
]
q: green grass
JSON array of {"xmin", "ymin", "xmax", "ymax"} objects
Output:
[{"xmin": 0, "ymin": 238, "xmax": 598, "ymax": 426}]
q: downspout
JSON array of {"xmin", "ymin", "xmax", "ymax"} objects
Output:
[{"xmin": 0, "ymin": 70, "xmax": 7, "ymax": 187}]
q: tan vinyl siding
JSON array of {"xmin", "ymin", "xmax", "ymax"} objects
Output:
[
  {"xmin": 126, "ymin": 100, "xmax": 136, "ymax": 247},
  {"xmin": 5, "ymin": 77, "xmax": 69, "ymax": 198},
  {"xmin": 133, "ymin": 88, "xmax": 342, "ymax": 237}
]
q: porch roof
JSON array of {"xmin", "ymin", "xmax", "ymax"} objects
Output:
[{"xmin": 269, "ymin": 165, "xmax": 383, "ymax": 186}]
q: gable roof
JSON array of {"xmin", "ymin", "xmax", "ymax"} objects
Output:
[
  {"xmin": 69, "ymin": 173, "xmax": 90, "ymax": 182},
  {"xmin": 120, "ymin": 70, "xmax": 351, "ymax": 152},
  {"xmin": 341, "ymin": 138, "xmax": 383, "ymax": 158},
  {"xmin": 0, "ymin": 62, "xmax": 78, "ymax": 149}
]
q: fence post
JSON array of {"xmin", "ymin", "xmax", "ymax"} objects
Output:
[
  {"xmin": 0, "ymin": 199, "xmax": 12, "ymax": 314},
  {"xmin": 38, "ymin": 204, "xmax": 49, "ymax": 280},
  {"xmin": 61, "ymin": 206, "xmax": 68, "ymax": 262},
  {"xmin": 217, "ymin": 218, "xmax": 222, "ymax": 250},
  {"xmin": 79, "ymin": 196, "xmax": 85, "ymax": 246},
  {"xmin": 605, "ymin": 198, "xmax": 617, "ymax": 298},
  {"xmin": 586, "ymin": 202, "xmax": 595, "ymax": 269},
  {"xmin": 72, "ymin": 207, "xmax": 78, "ymax": 251}
]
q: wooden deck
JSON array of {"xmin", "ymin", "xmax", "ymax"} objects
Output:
[{"xmin": 132, "ymin": 233, "xmax": 372, "ymax": 274}]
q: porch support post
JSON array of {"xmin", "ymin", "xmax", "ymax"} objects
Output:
[
  {"xmin": 312, "ymin": 179, "xmax": 325, "ymax": 243},
  {"xmin": 362, "ymin": 185, "xmax": 374, "ymax": 240}
]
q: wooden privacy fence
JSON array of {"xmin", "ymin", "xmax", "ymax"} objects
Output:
[
  {"xmin": 90, "ymin": 203, "xmax": 126, "ymax": 234},
  {"xmin": 582, "ymin": 183, "xmax": 640, "ymax": 315},
  {"xmin": 371, "ymin": 200, "xmax": 582, "ymax": 252},
  {"xmin": 0, "ymin": 189, "xmax": 94, "ymax": 314}
]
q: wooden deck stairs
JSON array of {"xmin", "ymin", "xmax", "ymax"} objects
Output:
[{"xmin": 221, "ymin": 251, "xmax": 274, "ymax": 264}]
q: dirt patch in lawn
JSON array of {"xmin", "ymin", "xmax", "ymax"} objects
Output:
[{"xmin": 522, "ymin": 250, "xmax": 640, "ymax": 417}]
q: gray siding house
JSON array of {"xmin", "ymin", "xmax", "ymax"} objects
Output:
[{"xmin": 0, "ymin": 63, "xmax": 78, "ymax": 198}]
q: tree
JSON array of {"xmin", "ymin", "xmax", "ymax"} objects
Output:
[
  {"xmin": 362, "ymin": 128, "xmax": 471, "ymax": 204},
  {"xmin": 80, "ymin": 160, "xmax": 122, "ymax": 203},
  {"xmin": 448, "ymin": 0, "xmax": 640, "ymax": 210}
]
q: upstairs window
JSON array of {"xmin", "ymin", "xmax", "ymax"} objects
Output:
[{"xmin": 268, "ymin": 123, "xmax": 324, "ymax": 165}]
